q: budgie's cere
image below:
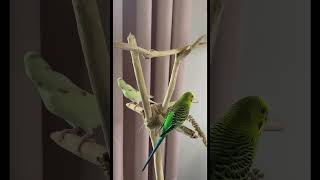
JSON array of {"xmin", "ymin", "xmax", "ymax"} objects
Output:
[
  {"xmin": 142, "ymin": 92, "xmax": 196, "ymax": 171},
  {"xmin": 24, "ymin": 51, "xmax": 102, "ymax": 151},
  {"xmin": 210, "ymin": 96, "xmax": 269, "ymax": 180}
]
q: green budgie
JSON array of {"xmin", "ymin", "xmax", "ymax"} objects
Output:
[
  {"xmin": 142, "ymin": 92, "xmax": 196, "ymax": 171},
  {"xmin": 210, "ymin": 96, "xmax": 269, "ymax": 180},
  {"xmin": 24, "ymin": 51, "xmax": 102, "ymax": 151},
  {"xmin": 117, "ymin": 77, "xmax": 156, "ymax": 104}
]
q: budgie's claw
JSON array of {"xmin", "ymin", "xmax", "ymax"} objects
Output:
[
  {"xmin": 77, "ymin": 134, "xmax": 95, "ymax": 153},
  {"xmin": 58, "ymin": 128, "xmax": 81, "ymax": 142}
]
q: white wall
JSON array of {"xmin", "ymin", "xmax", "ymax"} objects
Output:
[{"xmin": 177, "ymin": 0, "xmax": 207, "ymax": 179}]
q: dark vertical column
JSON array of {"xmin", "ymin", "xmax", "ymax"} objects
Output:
[{"xmin": 10, "ymin": 0, "xmax": 42, "ymax": 179}]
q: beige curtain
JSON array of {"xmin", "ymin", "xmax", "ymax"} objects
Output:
[{"xmin": 113, "ymin": 0, "xmax": 192, "ymax": 179}]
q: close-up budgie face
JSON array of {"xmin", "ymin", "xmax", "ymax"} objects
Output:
[
  {"xmin": 230, "ymin": 96, "xmax": 269, "ymax": 137},
  {"xmin": 24, "ymin": 51, "xmax": 51, "ymax": 80},
  {"xmin": 180, "ymin": 91, "xmax": 196, "ymax": 104},
  {"xmin": 116, "ymin": 77, "xmax": 124, "ymax": 87}
]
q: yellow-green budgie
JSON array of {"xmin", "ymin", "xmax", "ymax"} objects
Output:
[
  {"xmin": 117, "ymin": 77, "xmax": 155, "ymax": 104},
  {"xmin": 24, "ymin": 51, "xmax": 102, "ymax": 151},
  {"xmin": 210, "ymin": 96, "xmax": 269, "ymax": 180}
]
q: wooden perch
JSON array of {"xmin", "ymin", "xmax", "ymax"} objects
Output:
[
  {"xmin": 127, "ymin": 34, "xmax": 164, "ymax": 180},
  {"xmin": 176, "ymin": 126, "xmax": 198, "ymax": 139},
  {"xmin": 72, "ymin": 0, "xmax": 111, "ymax": 157},
  {"xmin": 50, "ymin": 131, "xmax": 109, "ymax": 175},
  {"xmin": 113, "ymin": 41, "xmax": 206, "ymax": 59},
  {"xmin": 162, "ymin": 35, "xmax": 206, "ymax": 112},
  {"xmin": 127, "ymin": 33, "xmax": 152, "ymax": 120},
  {"xmin": 187, "ymin": 115, "xmax": 207, "ymax": 147}
]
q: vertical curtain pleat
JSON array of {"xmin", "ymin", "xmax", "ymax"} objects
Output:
[
  {"xmin": 165, "ymin": 1, "xmax": 192, "ymax": 180},
  {"xmin": 210, "ymin": 0, "xmax": 247, "ymax": 121},
  {"xmin": 122, "ymin": 0, "xmax": 138, "ymax": 179},
  {"xmin": 135, "ymin": 0, "xmax": 153, "ymax": 180},
  {"xmin": 152, "ymin": 0, "xmax": 174, "ymax": 178},
  {"xmin": 113, "ymin": 0, "xmax": 124, "ymax": 179}
]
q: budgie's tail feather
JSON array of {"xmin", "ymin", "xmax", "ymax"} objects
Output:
[{"xmin": 142, "ymin": 136, "xmax": 165, "ymax": 171}]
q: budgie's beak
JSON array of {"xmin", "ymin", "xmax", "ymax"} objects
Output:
[
  {"xmin": 192, "ymin": 97, "xmax": 199, "ymax": 103},
  {"xmin": 117, "ymin": 77, "xmax": 124, "ymax": 87}
]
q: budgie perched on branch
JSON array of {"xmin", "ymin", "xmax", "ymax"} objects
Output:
[
  {"xmin": 24, "ymin": 51, "xmax": 102, "ymax": 152},
  {"xmin": 117, "ymin": 77, "xmax": 156, "ymax": 104},
  {"xmin": 142, "ymin": 92, "xmax": 197, "ymax": 171},
  {"xmin": 210, "ymin": 96, "xmax": 269, "ymax": 180}
]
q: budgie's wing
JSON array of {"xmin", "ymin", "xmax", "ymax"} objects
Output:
[
  {"xmin": 122, "ymin": 82, "xmax": 137, "ymax": 91},
  {"xmin": 39, "ymin": 86, "xmax": 101, "ymax": 132},
  {"xmin": 121, "ymin": 80, "xmax": 154, "ymax": 99},
  {"xmin": 123, "ymin": 89, "xmax": 142, "ymax": 103},
  {"xmin": 160, "ymin": 111, "xmax": 176, "ymax": 137}
]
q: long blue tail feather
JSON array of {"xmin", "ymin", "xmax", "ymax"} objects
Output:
[{"xmin": 142, "ymin": 136, "xmax": 166, "ymax": 171}]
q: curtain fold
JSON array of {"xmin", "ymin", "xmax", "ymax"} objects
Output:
[
  {"xmin": 152, "ymin": 0, "xmax": 174, "ymax": 179},
  {"xmin": 135, "ymin": 0, "xmax": 152, "ymax": 180},
  {"xmin": 210, "ymin": 0, "xmax": 248, "ymax": 121},
  {"xmin": 165, "ymin": 1, "xmax": 192, "ymax": 180},
  {"xmin": 114, "ymin": 0, "xmax": 192, "ymax": 179}
]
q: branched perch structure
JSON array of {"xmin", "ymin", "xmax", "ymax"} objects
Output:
[
  {"xmin": 51, "ymin": 131, "xmax": 110, "ymax": 175},
  {"xmin": 114, "ymin": 34, "xmax": 207, "ymax": 180}
]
